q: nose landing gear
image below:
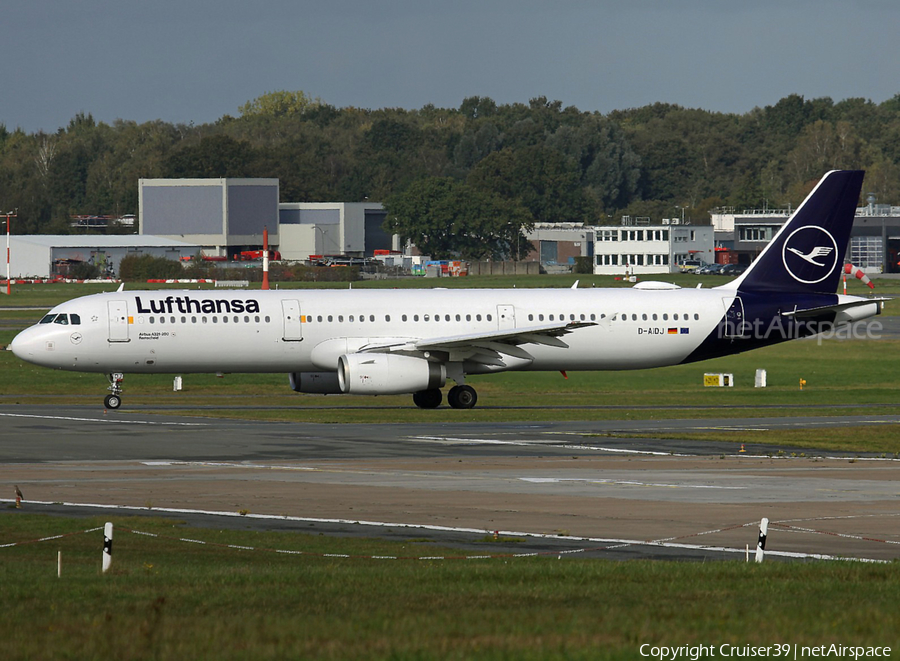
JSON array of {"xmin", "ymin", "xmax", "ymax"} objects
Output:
[{"xmin": 104, "ymin": 373, "xmax": 124, "ymax": 409}]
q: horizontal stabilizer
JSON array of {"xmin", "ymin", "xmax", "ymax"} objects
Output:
[{"xmin": 781, "ymin": 298, "xmax": 886, "ymax": 319}]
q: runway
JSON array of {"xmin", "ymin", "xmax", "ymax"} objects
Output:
[{"xmin": 1, "ymin": 404, "xmax": 899, "ymax": 562}]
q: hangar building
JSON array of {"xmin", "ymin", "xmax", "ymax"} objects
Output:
[
  {"xmin": 7, "ymin": 235, "xmax": 199, "ymax": 279},
  {"xmin": 139, "ymin": 178, "xmax": 391, "ymax": 261}
]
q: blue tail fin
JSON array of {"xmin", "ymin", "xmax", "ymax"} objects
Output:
[{"xmin": 730, "ymin": 170, "xmax": 864, "ymax": 294}]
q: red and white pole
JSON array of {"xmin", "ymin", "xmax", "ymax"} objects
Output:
[
  {"xmin": 262, "ymin": 226, "xmax": 270, "ymax": 290},
  {"xmin": 5, "ymin": 211, "xmax": 12, "ymax": 296}
]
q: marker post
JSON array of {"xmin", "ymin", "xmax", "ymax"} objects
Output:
[
  {"xmin": 755, "ymin": 517, "xmax": 768, "ymax": 563},
  {"xmin": 102, "ymin": 522, "xmax": 113, "ymax": 573}
]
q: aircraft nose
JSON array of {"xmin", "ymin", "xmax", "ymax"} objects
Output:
[{"xmin": 9, "ymin": 327, "xmax": 39, "ymax": 362}]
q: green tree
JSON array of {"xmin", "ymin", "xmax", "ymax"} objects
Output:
[
  {"xmin": 238, "ymin": 90, "xmax": 322, "ymax": 118},
  {"xmin": 383, "ymin": 177, "xmax": 534, "ymax": 260},
  {"xmin": 467, "ymin": 146, "xmax": 592, "ymax": 223}
]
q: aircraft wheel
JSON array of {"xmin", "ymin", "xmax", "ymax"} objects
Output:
[
  {"xmin": 448, "ymin": 385, "xmax": 477, "ymax": 410},
  {"xmin": 412, "ymin": 388, "xmax": 442, "ymax": 409},
  {"xmin": 104, "ymin": 394, "xmax": 122, "ymax": 410}
]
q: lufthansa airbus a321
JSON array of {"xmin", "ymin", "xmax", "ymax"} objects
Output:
[{"xmin": 10, "ymin": 170, "xmax": 884, "ymax": 410}]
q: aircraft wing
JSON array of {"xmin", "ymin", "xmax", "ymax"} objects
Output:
[{"xmin": 358, "ymin": 321, "xmax": 596, "ymax": 365}]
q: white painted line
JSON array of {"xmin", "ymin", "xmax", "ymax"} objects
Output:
[
  {"xmin": 0, "ymin": 412, "xmax": 207, "ymax": 426},
  {"xmin": 519, "ymin": 477, "xmax": 746, "ymax": 490}
]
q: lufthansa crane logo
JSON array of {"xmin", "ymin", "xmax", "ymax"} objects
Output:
[{"xmin": 781, "ymin": 225, "xmax": 838, "ymax": 284}]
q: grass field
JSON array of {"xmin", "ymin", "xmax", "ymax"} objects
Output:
[{"xmin": 1, "ymin": 514, "xmax": 898, "ymax": 661}]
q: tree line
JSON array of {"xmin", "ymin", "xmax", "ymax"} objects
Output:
[{"xmin": 1, "ymin": 90, "xmax": 899, "ymax": 259}]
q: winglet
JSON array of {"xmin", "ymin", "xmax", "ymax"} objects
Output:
[{"xmin": 571, "ymin": 280, "xmax": 579, "ymax": 289}]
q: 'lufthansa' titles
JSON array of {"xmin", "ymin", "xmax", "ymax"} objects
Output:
[{"xmin": 135, "ymin": 295, "xmax": 261, "ymax": 315}]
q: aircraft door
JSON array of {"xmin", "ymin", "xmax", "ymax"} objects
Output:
[
  {"xmin": 497, "ymin": 304, "xmax": 516, "ymax": 330},
  {"xmin": 282, "ymin": 299, "xmax": 303, "ymax": 341},
  {"xmin": 722, "ymin": 296, "xmax": 748, "ymax": 339},
  {"xmin": 108, "ymin": 300, "xmax": 130, "ymax": 343}
]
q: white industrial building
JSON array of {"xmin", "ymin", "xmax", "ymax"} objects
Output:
[
  {"xmin": 593, "ymin": 219, "xmax": 714, "ymax": 275},
  {"xmin": 6, "ymin": 235, "xmax": 199, "ymax": 279},
  {"xmin": 278, "ymin": 202, "xmax": 390, "ymax": 260}
]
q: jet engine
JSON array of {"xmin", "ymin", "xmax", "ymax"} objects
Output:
[
  {"xmin": 337, "ymin": 354, "xmax": 446, "ymax": 395},
  {"xmin": 289, "ymin": 371, "xmax": 343, "ymax": 394}
]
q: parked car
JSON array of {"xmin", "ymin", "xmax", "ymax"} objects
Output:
[
  {"xmin": 696, "ymin": 263, "xmax": 725, "ymax": 275},
  {"xmin": 720, "ymin": 263, "xmax": 748, "ymax": 276}
]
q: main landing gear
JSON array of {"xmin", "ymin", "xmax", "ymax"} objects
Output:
[
  {"xmin": 412, "ymin": 385, "xmax": 478, "ymax": 410},
  {"xmin": 104, "ymin": 372, "xmax": 124, "ymax": 409}
]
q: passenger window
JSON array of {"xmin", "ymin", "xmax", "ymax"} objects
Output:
[
  {"xmin": 424, "ymin": 314, "xmax": 430, "ymax": 321},
  {"xmin": 652, "ymin": 314, "xmax": 658, "ymax": 321},
  {"xmin": 233, "ymin": 316, "xmax": 239, "ymax": 323},
  {"xmin": 223, "ymin": 316, "xmax": 229, "ymax": 323},
  {"xmin": 327, "ymin": 315, "xmax": 333, "ymax": 322},
  {"xmin": 455, "ymin": 314, "xmax": 461, "ymax": 322},
  {"xmin": 528, "ymin": 314, "xmax": 534, "ymax": 321},
  {"xmin": 632, "ymin": 314, "xmax": 637, "ymax": 321},
  {"xmin": 476, "ymin": 314, "xmax": 482, "ymax": 321},
  {"xmin": 385, "ymin": 315, "xmax": 391, "ymax": 322},
  {"xmin": 592, "ymin": 314, "xmax": 598, "ymax": 321},
  {"xmin": 149, "ymin": 317, "xmax": 155, "ymax": 325},
  {"xmin": 213, "ymin": 317, "xmax": 218, "ymax": 323},
  {"xmin": 256, "ymin": 316, "xmax": 261, "ymax": 323},
  {"xmin": 70, "ymin": 314, "xmax": 81, "ymax": 325},
  {"xmin": 487, "ymin": 315, "xmax": 492, "ymax": 321},
  {"xmin": 414, "ymin": 315, "xmax": 419, "ymax": 322},
  {"xmin": 663, "ymin": 314, "xmax": 668, "ymax": 321},
  {"xmin": 549, "ymin": 314, "xmax": 555, "ymax": 321},
  {"xmin": 694, "ymin": 313, "xmax": 700, "ymax": 320},
  {"xmin": 54, "ymin": 315, "xmax": 69, "ymax": 325},
  {"xmin": 181, "ymin": 316, "xmax": 186, "ymax": 323},
  {"xmin": 370, "ymin": 315, "xmax": 375, "ymax": 322},
  {"xmin": 538, "ymin": 314, "xmax": 544, "ymax": 321},
  {"xmin": 349, "ymin": 316, "xmax": 355, "ymax": 322},
  {"xmin": 265, "ymin": 316, "xmax": 271, "ymax": 323},
  {"xmin": 202, "ymin": 317, "xmax": 208, "ymax": 324},
  {"xmin": 580, "ymin": 314, "xmax": 585, "ymax": 321},
  {"xmin": 642, "ymin": 314, "xmax": 648, "ymax": 321},
  {"xmin": 674, "ymin": 314, "xmax": 679, "ymax": 321},
  {"xmin": 402, "ymin": 314, "xmax": 407, "ymax": 322},
  {"xmin": 171, "ymin": 316, "xmax": 176, "ymax": 324},
  {"xmin": 338, "ymin": 316, "xmax": 344, "ymax": 323},
  {"xmin": 40, "ymin": 314, "xmax": 56, "ymax": 324},
  {"xmin": 192, "ymin": 316, "xmax": 197, "ymax": 323},
  {"xmin": 466, "ymin": 314, "xmax": 471, "ymax": 322}
]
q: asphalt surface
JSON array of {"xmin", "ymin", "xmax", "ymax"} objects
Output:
[{"xmin": 2, "ymin": 404, "xmax": 899, "ymax": 563}]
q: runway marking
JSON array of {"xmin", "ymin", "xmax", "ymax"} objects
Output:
[
  {"xmin": 0, "ymin": 498, "xmax": 886, "ymax": 563},
  {"xmin": 520, "ymin": 477, "xmax": 746, "ymax": 490},
  {"xmin": 142, "ymin": 460, "xmax": 319, "ymax": 471},
  {"xmin": 409, "ymin": 436, "xmax": 692, "ymax": 456},
  {"xmin": 0, "ymin": 412, "xmax": 207, "ymax": 427}
]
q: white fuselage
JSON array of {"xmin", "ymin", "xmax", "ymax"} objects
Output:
[{"xmin": 11, "ymin": 287, "xmax": 733, "ymax": 375}]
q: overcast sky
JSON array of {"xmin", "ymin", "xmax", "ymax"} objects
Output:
[{"xmin": 3, "ymin": 0, "xmax": 898, "ymax": 133}]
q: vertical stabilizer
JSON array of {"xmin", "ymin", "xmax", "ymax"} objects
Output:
[{"xmin": 727, "ymin": 170, "xmax": 864, "ymax": 294}]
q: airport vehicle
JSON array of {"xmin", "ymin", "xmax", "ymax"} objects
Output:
[
  {"xmin": 10, "ymin": 171, "xmax": 884, "ymax": 410},
  {"xmin": 678, "ymin": 259, "xmax": 705, "ymax": 273}
]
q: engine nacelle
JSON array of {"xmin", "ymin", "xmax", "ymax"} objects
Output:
[
  {"xmin": 289, "ymin": 371, "xmax": 342, "ymax": 394},
  {"xmin": 337, "ymin": 353, "xmax": 446, "ymax": 395}
]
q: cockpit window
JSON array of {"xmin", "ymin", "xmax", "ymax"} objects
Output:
[
  {"xmin": 53, "ymin": 315, "xmax": 69, "ymax": 325},
  {"xmin": 39, "ymin": 314, "xmax": 57, "ymax": 324},
  {"xmin": 69, "ymin": 314, "xmax": 81, "ymax": 325}
]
